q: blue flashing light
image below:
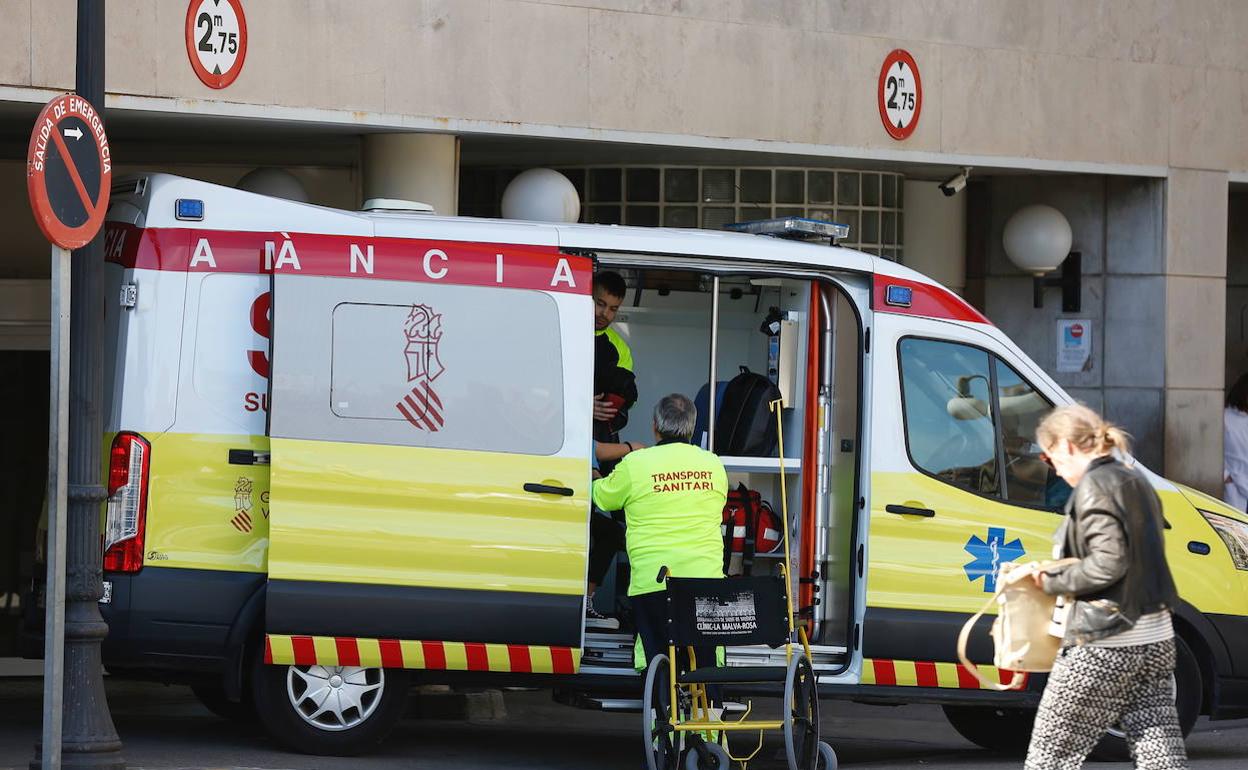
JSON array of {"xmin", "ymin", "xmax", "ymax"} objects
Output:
[
  {"xmin": 885, "ymin": 285, "xmax": 913, "ymax": 308},
  {"xmin": 175, "ymin": 199, "xmax": 204, "ymax": 221}
]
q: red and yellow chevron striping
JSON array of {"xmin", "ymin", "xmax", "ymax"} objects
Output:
[
  {"xmin": 264, "ymin": 634, "xmax": 579, "ymax": 675},
  {"xmin": 862, "ymin": 658, "xmax": 1028, "ymax": 690}
]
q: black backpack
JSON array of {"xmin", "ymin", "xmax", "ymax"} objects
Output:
[{"xmin": 714, "ymin": 367, "xmax": 781, "ymax": 456}]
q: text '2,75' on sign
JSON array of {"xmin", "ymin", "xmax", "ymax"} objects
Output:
[{"xmin": 26, "ymin": 94, "xmax": 112, "ymax": 250}]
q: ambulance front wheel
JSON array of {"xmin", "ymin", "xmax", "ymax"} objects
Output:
[
  {"xmin": 941, "ymin": 705, "xmax": 1035, "ymax": 754},
  {"xmin": 251, "ymin": 654, "xmax": 411, "ymax": 756},
  {"xmin": 1092, "ymin": 634, "xmax": 1201, "ymax": 761}
]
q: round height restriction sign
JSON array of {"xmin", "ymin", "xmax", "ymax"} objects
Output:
[
  {"xmin": 185, "ymin": 0, "xmax": 248, "ymax": 89},
  {"xmin": 878, "ymin": 49, "xmax": 922, "ymax": 140},
  {"xmin": 26, "ymin": 94, "xmax": 111, "ymax": 250}
]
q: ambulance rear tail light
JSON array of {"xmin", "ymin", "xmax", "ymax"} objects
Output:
[{"xmin": 103, "ymin": 432, "xmax": 150, "ymax": 574}]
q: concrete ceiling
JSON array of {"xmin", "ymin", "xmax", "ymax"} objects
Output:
[{"xmin": 0, "ymin": 98, "xmax": 1089, "ymax": 182}]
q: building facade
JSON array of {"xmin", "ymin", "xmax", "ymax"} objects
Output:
[{"xmin": 0, "ymin": 0, "xmax": 1244, "ymax": 652}]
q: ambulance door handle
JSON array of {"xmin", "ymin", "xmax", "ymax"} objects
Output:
[
  {"xmin": 885, "ymin": 504, "xmax": 935, "ymax": 518},
  {"xmin": 523, "ymin": 483, "xmax": 575, "ymax": 497},
  {"xmin": 229, "ymin": 449, "xmax": 270, "ymax": 466}
]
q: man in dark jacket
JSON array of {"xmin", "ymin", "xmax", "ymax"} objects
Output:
[
  {"xmin": 593, "ymin": 271, "xmax": 637, "ymax": 448},
  {"xmin": 586, "ymin": 270, "xmax": 638, "ymax": 629}
]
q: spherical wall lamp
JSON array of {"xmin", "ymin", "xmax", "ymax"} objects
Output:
[
  {"xmin": 237, "ymin": 168, "xmax": 309, "ymax": 203},
  {"xmin": 1002, "ymin": 204, "xmax": 1081, "ymax": 311},
  {"xmin": 500, "ymin": 168, "xmax": 581, "ymax": 223}
]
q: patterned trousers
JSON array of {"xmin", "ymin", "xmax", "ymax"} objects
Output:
[{"xmin": 1024, "ymin": 638, "xmax": 1188, "ymax": 770}]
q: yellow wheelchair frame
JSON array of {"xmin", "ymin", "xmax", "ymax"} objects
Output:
[{"xmin": 641, "ymin": 401, "xmax": 835, "ymax": 770}]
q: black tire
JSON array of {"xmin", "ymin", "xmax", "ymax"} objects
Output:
[
  {"xmin": 1090, "ymin": 635, "xmax": 1201, "ymax": 762},
  {"xmin": 683, "ymin": 739, "xmax": 730, "ymax": 770},
  {"xmin": 191, "ymin": 684, "xmax": 255, "ymax": 723},
  {"xmin": 784, "ymin": 652, "xmax": 820, "ymax": 770},
  {"xmin": 643, "ymin": 654, "xmax": 680, "ymax": 770},
  {"xmin": 942, "ymin": 704, "xmax": 1036, "ymax": 754},
  {"xmin": 250, "ymin": 651, "xmax": 410, "ymax": 756}
]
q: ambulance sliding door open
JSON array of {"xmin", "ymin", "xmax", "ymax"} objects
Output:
[
  {"xmin": 264, "ymin": 271, "xmax": 592, "ymax": 661},
  {"xmin": 605, "ymin": 268, "xmax": 860, "ymax": 669}
]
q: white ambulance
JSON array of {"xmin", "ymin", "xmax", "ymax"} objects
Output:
[{"xmin": 76, "ymin": 173, "xmax": 1248, "ymax": 758}]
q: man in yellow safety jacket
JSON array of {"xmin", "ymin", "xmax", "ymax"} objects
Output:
[{"xmin": 591, "ymin": 393, "xmax": 728, "ymax": 667}]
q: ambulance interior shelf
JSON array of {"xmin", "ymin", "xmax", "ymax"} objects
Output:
[{"xmin": 608, "ymin": 273, "xmax": 812, "ymax": 579}]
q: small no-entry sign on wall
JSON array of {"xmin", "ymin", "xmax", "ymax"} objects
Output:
[
  {"xmin": 185, "ymin": 0, "xmax": 248, "ymax": 89},
  {"xmin": 878, "ymin": 49, "xmax": 922, "ymax": 141}
]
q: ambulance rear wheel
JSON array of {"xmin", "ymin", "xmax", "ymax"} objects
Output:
[
  {"xmin": 251, "ymin": 655, "xmax": 410, "ymax": 756},
  {"xmin": 942, "ymin": 705, "xmax": 1035, "ymax": 754}
]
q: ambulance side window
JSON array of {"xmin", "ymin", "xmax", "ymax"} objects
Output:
[
  {"xmin": 994, "ymin": 359, "xmax": 1072, "ymax": 509},
  {"xmin": 899, "ymin": 338, "xmax": 1000, "ymax": 496},
  {"xmin": 323, "ymin": 285, "xmax": 565, "ymax": 455}
]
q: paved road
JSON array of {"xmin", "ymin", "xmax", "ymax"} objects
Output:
[{"xmin": 1, "ymin": 678, "xmax": 1245, "ymax": 769}]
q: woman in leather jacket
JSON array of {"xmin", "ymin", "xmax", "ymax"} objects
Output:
[{"xmin": 1023, "ymin": 404, "xmax": 1187, "ymax": 770}]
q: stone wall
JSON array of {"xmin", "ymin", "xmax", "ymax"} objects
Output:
[
  {"xmin": 979, "ymin": 174, "xmax": 1168, "ymax": 472},
  {"xmin": 2, "ymin": 1, "xmax": 1248, "ymax": 172}
]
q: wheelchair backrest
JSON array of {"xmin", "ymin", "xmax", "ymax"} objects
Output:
[{"xmin": 664, "ymin": 576, "xmax": 790, "ymax": 648}]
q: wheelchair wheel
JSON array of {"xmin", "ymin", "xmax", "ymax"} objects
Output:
[
  {"xmin": 643, "ymin": 654, "xmax": 679, "ymax": 770},
  {"xmin": 783, "ymin": 652, "xmax": 820, "ymax": 770},
  {"xmin": 816, "ymin": 740, "xmax": 837, "ymax": 770},
  {"xmin": 683, "ymin": 738, "xmax": 730, "ymax": 770}
]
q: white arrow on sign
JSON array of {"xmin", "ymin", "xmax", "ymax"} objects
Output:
[{"xmin": 63, "ymin": 127, "xmax": 83, "ymax": 140}]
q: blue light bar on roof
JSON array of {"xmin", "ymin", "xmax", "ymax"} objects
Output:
[{"xmin": 723, "ymin": 216, "xmax": 850, "ymax": 242}]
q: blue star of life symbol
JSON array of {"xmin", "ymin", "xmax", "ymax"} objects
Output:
[{"xmin": 963, "ymin": 527, "xmax": 1025, "ymax": 592}]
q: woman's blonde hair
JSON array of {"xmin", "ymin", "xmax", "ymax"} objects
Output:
[{"xmin": 1036, "ymin": 403, "xmax": 1132, "ymax": 457}]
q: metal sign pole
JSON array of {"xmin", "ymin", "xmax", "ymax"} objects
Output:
[{"xmin": 40, "ymin": 245, "xmax": 71, "ymax": 770}]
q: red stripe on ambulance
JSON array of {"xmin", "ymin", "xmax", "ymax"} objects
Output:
[
  {"xmin": 464, "ymin": 642, "xmax": 490, "ymax": 671},
  {"xmin": 872, "ymin": 658, "xmax": 898, "ymax": 686},
  {"xmin": 379, "ymin": 638, "xmax": 404, "ymax": 668},
  {"xmin": 864, "ymin": 658, "xmax": 1029, "ymax": 690},
  {"xmin": 335, "ymin": 637, "xmax": 361, "ymax": 667},
  {"xmin": 265, "ymin": 634, "xmax": 579, "ymax": 675},
  {"xmin": 422, "ymin": 641, "xmax": 448, "ymax": 670},
  {"xmin": 872, "ymin": 273, "xmax": 991, "ymax": 324},
  {"xmin": 507, "ymin": 644, "xmax": 533, "ymax": 674},
  {"xmin": 103, "ymin": 224, "xmax": 591, "ymax": 295},
  {"xmin": 914, "ymin": 660, "xmax": 939, "ymax": 688},
  {"xmin": 956, "ymin": 662, "xmax": 981, "ymax": 689},
  {"xmin": 290, "ymin": 635, "xmax": 316, "ymax": 666}
]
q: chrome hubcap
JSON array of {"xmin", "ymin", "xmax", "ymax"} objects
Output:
[{"xmin": 286, "ymin": 665, "xmax": 384, "ymax": 732}]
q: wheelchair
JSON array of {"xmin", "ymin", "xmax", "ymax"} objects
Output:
[{"xmin": 641, "ymin": 566, "xmax": 837, "ymax": 770}]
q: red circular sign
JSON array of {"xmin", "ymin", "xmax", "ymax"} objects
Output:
[
  {"xmin": 185, "ymin": 0, "xmax": 248, "ymax": 89},
  {"xmin": 26, "ymin": 94, "xmax": 112, "ymax": 250},
  {"xmin": 878, "ymin": 49, "xmax": 922, "ymax": 141},
  {"xmin": 1070, "ymin": 324, "xmax": 1084, "ymax": 338}
]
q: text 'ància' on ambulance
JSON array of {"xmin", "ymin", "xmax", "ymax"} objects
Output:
[{"xmin": 24, "ymin": 173, "xmax": 1248, "ymax": 757}]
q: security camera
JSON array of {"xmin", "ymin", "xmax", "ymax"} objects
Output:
[{"xmin": 939, "ymin": 167, "xmax": 972, "ymax": 197}]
